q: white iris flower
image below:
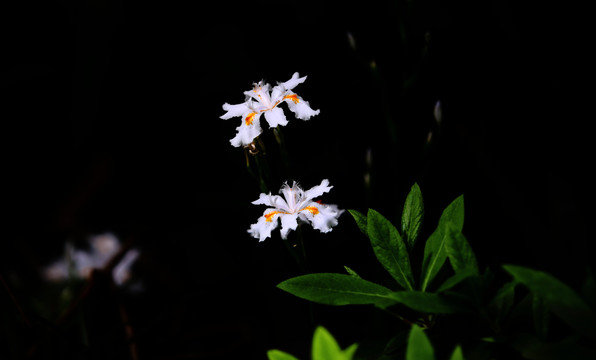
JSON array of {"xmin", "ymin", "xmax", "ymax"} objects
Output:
[
  {"xmin": 220, "ymin": 72, "xmax": 320, "ymax": 147},
  {"xmin": 249, "ymin": 179, "xmax": 343, "ymax": 241}
]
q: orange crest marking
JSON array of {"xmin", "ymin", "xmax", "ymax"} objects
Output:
[
  {"xmin": 283, "ymin": 94, "xmax": 300, "ymax": 104},
  {"xmin": 302, "ymin": 206, "xmax": 319, "ymax": 216},
  {"xmin": 245, "ymin": 112, "xmax": 256, "ymax": 126},
  {"xmin": 264, "ymin": 211, "xmax": 288, "ymax": 222}
]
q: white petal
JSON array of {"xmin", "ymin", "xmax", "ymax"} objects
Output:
[
  {"xmin": 280, "ymin": 213, "xmax": 299, "ymax": 239},
  {"xmin": 305, "ymin": 203, "xmax": 342, "ymax": 233},
  {"xmin": 264, "ymin": 107, "xmax": 289, "ymax": 127},
  {"xmin": 230, "ymin": 112, "xmax": 263, "ymax": 147},
  {"xmin": 304, "ymin": 179, "xmax": 332, "ymax": 202},
  {"xmin": 252, "ymin": 193, "xmax": 289, "ymax": 210},
  {"xmin": 270, "ymin": 84, "xmax": 285, "ymax": 102},
  {"xmin": 248, "ymin": 210, "xmax": 281, "ymax": 242},
  {"xmin": 285, "ymin": 95, "xmax": 320, "ymax": 120},
  {"xmin": 112, "ymin": 249, "xmax": 140, "ymax": 286},
  {"xmin": 220, "ymin": 102, "xmax": 250, "ymax": 120},
  {"xmin": 43, "ymin": 260, "xmax": 69, "ymax": 282},
  {"xmin": 244, "ymin": 82, "xmax": 272, "ymax": 106},
  {"xmin": 280, "ymin": 72, "xmax": 307, "ymax": 91}
]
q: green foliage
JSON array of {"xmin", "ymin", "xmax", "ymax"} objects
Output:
[
  {"xmin": 268, "ymin": 326, "xmax": 358, "ymax": 360},
  {"xmin": 280, "ymin": 186, "xmax": 470, "ymax": 317},
  {"xmin": 348, "ymin": 209, "xmax": 368, "ymax": 237},
  {"xmin": 503, "ymin": 265, "xmax": 596, "ymax": 338},
  {"xmin": 420, "ymin": 195, "xmax": 464, "ymax": 291},
  {"xmin": 388, "ymin": 291, "xmax": 469, "ymax": 314},
  {"xmin": 449, "ymin": 345, "xmax": 464, "ymax": 360},
  {"xmin": 277, "ymin": 273, "xmax": 396, "ymax": 309},
  {"xmin": 445, "ymin": 225, "xmax": 478, "ymax": 276},
  {"xmin": 343, "ymin": 265, "xmax": 361, "ymax": 279},
  {"xmin": 401, "ymin": 183, "xmax": 424, "ymax": 249},
  {"xmin": 267, "ymin": 349, "xmax": 299, "ymax": 360},
  {"xmin": 367, "ymin": 209, "xmax": 414, "ymax": 290},
  {"xmin": 276, "ymin": 183, "xmax": 596, "ymax": 359},
  {"xmin": 406, "ymin": 325, "xmax": 434, "ymax": 360},
  {"xmin": 312, "ymin": 326, "xmax": 358, "ymax": 360}
]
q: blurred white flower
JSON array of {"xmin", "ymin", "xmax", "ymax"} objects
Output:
[
  {"xmin": 434, "ymin": 100, "xmax": 442, "ymax": 124},
  {"xmin": 42, "ymin": 233, "xmax": 139, "ymax": 287},
  {"xmin": 249, "ymin": 179, "xmax": 343, "ymax": 241},
  {"xmin": 220, "ymin": 72, "xmax": 320, "ymax": 147}
]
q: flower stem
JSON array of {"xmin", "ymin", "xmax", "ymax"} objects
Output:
[{"xmin": 273, "ymin": 126, "xmax": 291, "ymax": 176}]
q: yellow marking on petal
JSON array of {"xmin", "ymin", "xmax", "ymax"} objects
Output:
[
  {"xmin": 264, "ymin": 211, "xmax": 288, "ymax": 222},
  {"xmin": 283, "ymin": 94, "xmax": 300, "ymax": 104},
  {"xmin": 302, "ymin": 206, "xmax": 319, "ymax": 215},
  {"xmin": 245, "ymin": 112, "xmax": 256, "ymax": 126}
]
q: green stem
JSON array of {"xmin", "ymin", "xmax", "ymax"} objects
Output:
[{"xmin": 273, "ymin": 126, "xmax": 291, "ymax": 177}]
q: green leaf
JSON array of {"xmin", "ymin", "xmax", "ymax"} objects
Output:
[
  {"xmin": 267, "ymin": 349, "xmax": 299, "ymax": 360},
  {"xmin": 312, "ymin": 326, "xmax": 358, "ymax": 360},
  {"xmin": 277, "ymin": 273, "xmax": 397, "ymax": 309},
  {"xmin": 344, "ymin": 265, "xmax": 361, "ymax": 279},
  {"xmin": 342, "ymin": 344, "xmax": 359, "ymax": 359},
  {"xmin": 445, "ymin": 226, "xmax": 478, "ymax": 275},
  {"xmin": 503, "ymin": 265, "xmax": 596, "ymax": 338},
  {"xmin": 532, "ymin": 294, "xmax": 550, "ymax": 342},
  {"xmin": 312, "ymin": 326, "xmax": 342, "ymax": 360},
  {"xmin": 438, "ymin": 194, "xmax": 464, "ymax": 230},
  {"xmin": 488, "ymin": 280, "xmax": 516, "ymax": 323},
  {"xmin": 367, "ymin": 209, "xmax": 415, "ymax": 290},
  {"xmin": 406, "ymin": 325, "xmax": 434, "ymax": 360},
  {"xmin": 421, "ymin": 195, "xmax": 464, "ymax": 291},
  {"xmin": 388, "ymin": 291, "xmax": 469, "ymax": 314},
  {"xmin": 436, "ymin": 268, "xmax": 477, "ymax": 293},
  {"xmin": 449, "ymin": 345, "xmax": 464, "ymax": 360},
  {"xmin": 348, "ymin": 209, "xmax": 368, "ymax": 237},
  {"xmin": 401, "ymin": 183, "xmax": 424, "ymax": 249}
]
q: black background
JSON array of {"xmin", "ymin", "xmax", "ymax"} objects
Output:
[{"xmin": 2, "ymin": 0, "xmax": 593, "ymax": 359}]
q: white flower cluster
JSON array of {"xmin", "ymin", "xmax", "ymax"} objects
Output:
[
  {"xmin": 221, "ymin": 72, "xmax": 341, "ymax": 241},
  {"xmin": 43, "ymin": 233, "xmax": 139, "ymax": 286}
]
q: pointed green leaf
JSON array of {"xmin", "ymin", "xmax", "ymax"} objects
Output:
[
  {"xmin": 449, "ymin": 345, "xmax": 464, "ymax": 360},
  {"xmin": 406, "ymin": 325, "xmax": 434, "ymax": 360},
  {"xmin": 367, "ymin": 209, "xmax": 414, "ymax": 290},
  {"xmin": 402, "ymin": 183, "xmax": 424, "ymax": 248},
  {"xmin": 312, "ymin": 326, "xmax": 358, "ymax": 360},
  {"xmin": 277, "ymin": 273, "xmax": 397, "ymax": 309},
  {"xmin": 348, "ymin": 209, "xmax": 368, "ymax": 237},
  {"xmin": 438, "ymin": 194, "xmax": 464, "ymax": 230},
  {"xmin": 342, "ymin": 343, "xmax": 359, "ymax": 359},
  {"xmin": 344, "ymin": 265, "xmax": 361, "ymax": 279},
  {"xmin": 421, "ymin": 195, "xmax": 464, "ymax": 291},
  {"xmin": 312, "ymin": 326, "xmax": 343, "ymax": 360},
  {"xmin": 267, "ymin": 349, "xmax": 299, "ymax": 360},
  {"xmin": 503, "ymin": 265, "xmax": 596, "ymax": 338},
  {"xmin": 445, "ymin": 226, "xmax": 478, "ymax": 275},
  {"xmin": 388, "ymin": 291, "xmax": 469, "ymax": 314}
]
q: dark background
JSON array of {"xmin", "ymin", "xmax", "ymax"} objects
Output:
[{"xmin": 2, "ymin": 0, "xmax": 593, "ymax": 359}]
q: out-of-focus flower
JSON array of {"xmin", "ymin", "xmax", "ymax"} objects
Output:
[
  {"xmin": 220, "ymin": 72, "xmax": 320, "ymax": 147},
  {"xmin": 249, "ymin": 179, "xmax": 343, "ymax": 241},
  {"xmin": 434, "ymin": 100, "xmax": 442, "ymax": 124},
  {"xmin": 42, "ymin": 233, "xmax": 139, "ymax": 287}
]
